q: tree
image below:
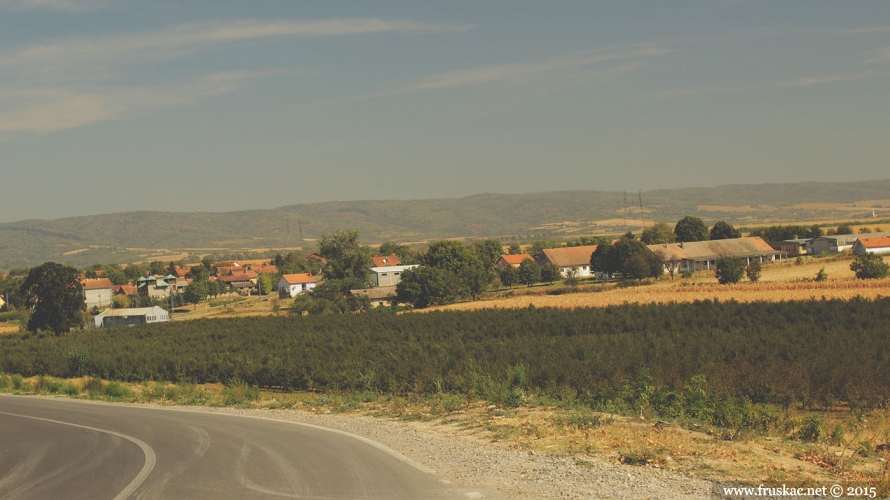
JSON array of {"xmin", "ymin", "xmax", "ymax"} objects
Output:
[
  {"xmin": 187, "ymin": 265, "xmax": 209, "ymax": 282},
  {"xmin": 674, "ymin": 216, "xmax": 710, "ymax": 242},
  {"xmin": 623, "ymin": 254, "xmax": 651, "ymax": 283},
  {"xmin": 473, "ymin": 239, "xmax": 504, "ymax": 270},
  {"xmin": 710, "ymin": 221, "xmax": 741, "ymax": 240},
  {"xmin": 499, "ymin": 265, "xmax": 518, "ymax": 289},
  {"xmin": 540, "ymin": 263, "xmax": 561, "ymax": 284},
  {"xmin": 640, "ymin": 222, "xmax": 676, "ymax": 245},
  {"xmin": 395, "ymin": 266, "xmax": 457, "ymax": 308},
  {"xmin": 184, "ymin": 281, "xmax": 208, "ymax": 310},
  {"xmin": 850, "ymin": 253, "xmax": 889, "ymax": 280},
  {"xmin": 20, "ymin": 262, "xmax": 85, "ymax": 334},
  {"xmin": 507, "ymin": 244, "xmax": 522, "ymax": 255},
  {"xmin": 859, "ymin": 227, "xmax": 873, "ymax": 234},
  {"xmin": 836, "ymin": 225, "xmax": 854, "ymax": 235},
  {"xmin": 746, "ymin": 260, "xmax": 762, "ymax": 283},
  {"xmin": 111, "ymin": 294, "xmax": 131, "ymax": 309},
  {"xmin": 715, "ymin": 256, "xmax": 744, "ymax": 284},
  {"xmin": 564, "ymin": 267, "xmax": 580, "ymax": 290},
  {"xmin": 423, "ymin": 240, "xmax": 490, "ymax": 299},
  {"xmin": 148, "ymin": 261, "xmax": 166, "ymax": 275},
  {"xmin": 809, "ymin": 225, "xmax": 824, "ymax": 238},
  {"xmin": 517, "ymin": 258, "xmax": 541, "ymax": 287},
  {"xmin": 318, "ymin": 230, "xmax": 372, "ymax": 283},
  {"xmin": 256, "ymin": 273, "xmax": 273, "ymax": 296},
  {"xmin": 815, "ymin": 267, "xmax": 828, "ymax": 282}
]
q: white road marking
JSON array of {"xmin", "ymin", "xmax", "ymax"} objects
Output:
[{"xmin": 0, "ymin": 410, "xmax": 157, "ymax": 500}]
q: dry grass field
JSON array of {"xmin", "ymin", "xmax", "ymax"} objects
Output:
[{"xmin": 429, "ymin": 256, "xmax": 890, "ymax": 313}]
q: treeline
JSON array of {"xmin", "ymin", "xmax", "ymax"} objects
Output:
[{"xmin": 3, "ymin": 299, "xmax": 889, "ymax": 408}]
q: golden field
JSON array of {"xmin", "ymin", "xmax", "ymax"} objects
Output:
[{"xmin": 430, "ymin": 256, "xmax": 890, "ymax": 312}]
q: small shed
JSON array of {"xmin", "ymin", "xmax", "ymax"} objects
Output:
[
  {"xmin": 369, "ymin": 265, "xmax": 419, "ymax": 287},
  {"xmin": 95, "ymin": 306, "xmax": 170, "ymax": 328}
]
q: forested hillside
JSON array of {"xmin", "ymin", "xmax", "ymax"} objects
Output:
[{"xmin": 2, "ymin": 179, "xmax": 889, "ymax": 269}]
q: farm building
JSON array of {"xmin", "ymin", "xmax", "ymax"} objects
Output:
[
  {"xmin": 852, "ymin": 236, "xmax": 890, "ymax": 256},
  {"xmin": 648, "ymin": 237, "xmax": 786, "ymax": 275},
  {"xmin": 81, "ymin": 278, "xmax": 113, "ymax": 309},
  {"xmin": 93, "ymin": 306, "xmax": 170, "ymax": 328},
  {"xmin": 806, "ymin": 232, "xmax": 890, "ymax": 254},
  {"xmin": 772, "ymin": 238, "xmax": 810, "ymax": 257},
  {"xmin": 370, "ymin": 265, "xmax": 419, "ymax": 287},
  {"xmin": 537, "ymin": 246, "xmax": 599, "ymax": 278},
  {"xmin": 278, "ymin": 273, "xmax": 317, "ymax": 298},
  {"xmin": 496, "ymin": 254, "xmax": 534, "ymax": 269}
]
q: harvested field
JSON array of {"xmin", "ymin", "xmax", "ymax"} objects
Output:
[
  {"xmin": 0, "ymin": 324, "xmax": 20, "ymax": 335},
  {"xmin": 430, "ymin": 277, "xmax": 890, "ymax": 312}
]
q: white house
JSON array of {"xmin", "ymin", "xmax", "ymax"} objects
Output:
[
  {"xmin": 537, "ymin": 245, "xmax": 599, "ymax": 278},
  {"xmin": 852, "ymin": 236, "xmax": 890, "ymax": 256},
  {"xmin": 81, "ymin": 278, "xmax": 114, "ymax": 309},
  {"xmin": 369, "ymin": 265, "xmax": 418, "ymax": 287},
  {"xmin": 94, "ymin": 306, "xmax": 169, "ymax": 328},
  {"xmin": 278, "ymin": 273, "xmax": 317, "ymax": 298}
]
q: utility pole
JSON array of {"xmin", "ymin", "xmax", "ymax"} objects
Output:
[
  {"xmin": 285, "ymin": 220, "xmax": 289, "ymax": 251},
  {"xmin": 298, "ymin": 219, "xmax": 304, "ymax": 251},
  {"xmin": 623, "ymin": 191, "xmax": 628, "ymax": 234},
  {"xmin": 638, "ymin": 190, "xmax": 646, "ymax": 228}
]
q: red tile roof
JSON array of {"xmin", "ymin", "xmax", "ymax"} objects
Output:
[
  {"xmin": 858, "ymin": 236, "xmax": 890, "ymax": 249},
  {"xmin": 498, "ymin": 254, "xmax": 533, "ymax": 266},
  {"xmin": 112, "ymin": 284, "xmax": 138, "ymax": 295},
  {"xmin": 173, "ymin": 266, "xmax": 191, "ymax": 278},
  {"xmin": 281, "ymin": 273, "xmax": 317, "ymax": 285},
  {"xmin": 220, "ymin": 273, "xmax": 254, "ymax": 283},
  {"xmin": 81, "ymin": 278, "xmax": 113, "ymax": 290},
  {"xmin": 371, "ymin": 255, "xmax": 402, "ymax": 267},
  {"xmin": 253, "ymin": 265, "xmax": 279, "ymax": 274}
]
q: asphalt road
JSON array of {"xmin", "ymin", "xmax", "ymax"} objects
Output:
[{"xmin": 0, "ymin": 396, "xmax": 496, "ymax": 500}]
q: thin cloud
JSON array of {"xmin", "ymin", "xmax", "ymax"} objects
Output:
[
  {"xmin": 406, "ymin": 46, "xmax": 671, "ymax": 91},
  {"xmin": 0, "ymin": 18, "xmax": 471, "ymax": 70},
  {"xmin": 0, "ymin": 0, "xmax": 110, "ymax": 11},
  {"xmin": 660, "ymin": 70, "xmax": 890, "ymax": 99},
  {"xmin": 862, "ymin": 47, "xmax": 890, "ymax": 65},
  {"xmin": 0, "ymin": 71, "xmax": 274, "ymax": 134}
]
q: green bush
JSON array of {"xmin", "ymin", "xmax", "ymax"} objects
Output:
[
  {"xmin": 105, "ymin": 381, "xmax": 134, "ymax": 400},
  {"xmin": 795, "ymin": 415, "xmax": 824, "ymax": 442},
  {"xmin": 0, "ymin": 373, "xmax": 9, "ymax": 390},
  {"xmin": 11, "ymin": 374, "xmax": 25, "ymax": 391}
]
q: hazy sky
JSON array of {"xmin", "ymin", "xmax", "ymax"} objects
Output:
[{"xmin": 1, "ymin": 1, "xmax": 889, "ymax": 222}]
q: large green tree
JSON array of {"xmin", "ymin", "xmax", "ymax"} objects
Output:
[
  {"xmin": 850, "ymin": 253, "xmax": 889, "ymax": 280},
  {"xmin": 640, "ymin": 222, "xmax": 676, "ymax": 245},
  {"xmin": 590, "ymin": 238, "xmax": 651, "ymax": 278},
  {"xmin": 318, "ymin": 230, "xmax": 372, "ymax": 283},
  {"xmin": 674, "ymin": 216, "xmax": 710, "ymax": 242},
  {"xmin": 473, "ymin": 239, "xmax": 504, "ymax": 270},
  {"xmin": 499, "ymin": 265, "xmax": 519, "ymax": 289},
  {"xmin": 20, "ymin": 262, "xmax": 85, "ymax": 334},
  {"xmin": 395, "ymin": 266, "xmax": 457, "ymax": 308},
  {"xmin": 709, "ymin": 221, "xmax": 741, "ymax": 240},
  {"xmin": 517, "ymin": 258, "xmax": 541, "ymax": 287}
]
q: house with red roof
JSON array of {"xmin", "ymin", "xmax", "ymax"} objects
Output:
[
  {"xmin": 278, "ymin": 273, "xmax": 317, "ymax": 298},
  {"xmin": 496, "ymin": 254, "xmax": 534, "ymax": 269},
  {"xmin": 81, "ymin": 278, "xmax": 114, "ymax": 309},
  {"xmin": 852, "ymin": 236, "xmax": 890, "ymax": 256}
]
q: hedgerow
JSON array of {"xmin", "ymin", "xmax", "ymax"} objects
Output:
[{"xmin": 1, "ymin": 298, "xmax": 888, "ymax": 411}]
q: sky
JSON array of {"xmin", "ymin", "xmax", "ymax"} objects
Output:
[{"xmin": 1, "ymin": 1, "xmax": 889, "ymax": 222}]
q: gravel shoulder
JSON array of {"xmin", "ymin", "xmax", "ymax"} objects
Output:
[{"xmin": 137, "ymin": 403, "xmax": 720, "ymax": 499}]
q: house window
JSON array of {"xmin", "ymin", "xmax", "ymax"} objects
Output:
[
  {"xmin": 394, "ymin": 272, "xmax": 400, "ymax": 275},
  {"xmin": 381, "ymin": 273, "xmax": 388, "ymax": 276}
]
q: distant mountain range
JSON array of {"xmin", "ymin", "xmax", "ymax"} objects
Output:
[{"xmin": 2, "ymin": 179, "xmax": 889, "ymax": 270}]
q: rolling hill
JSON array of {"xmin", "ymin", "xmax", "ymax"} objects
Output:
[{"xmin": 2, "ymin": 179, "xmax": 889, "ymax": 270}]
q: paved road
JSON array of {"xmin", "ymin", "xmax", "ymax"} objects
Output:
[{"xmin": 0, "ymin": 396, "xmax": 496, "ymax": 500}]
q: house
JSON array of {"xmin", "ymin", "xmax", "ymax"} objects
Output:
[
  {"xmin": 172, "ymin": 266, "xmax": 191, "ymax": 278},
  {"xmin": 538, "ymin": 245, "xmax": 599, "ymax": 278},
  {"xmin": 497, "ymin": 254, "xmax": 534, "ymax": 269},
  {"xmin": 221, "ymin": 273, "xmax": 257, "ymax": 293},
  {"xmin": 369, "ymin": 265, "xmax": 419, "ymax": 287},
  {"xmin": 94, "ymin": 306, "xmax": 170, "ymax": 328},
  {"xmin": 278, "ymin": 273, "xmax": 317, "ymax": 298},
  {"xmin": 852, "ymin": 236, "xmax": 890, "ymax": 256},
  {"xmin": 351, "ymin": 287, "xmax": 396, "ymax": 307},
  {"xmin": 136, "ymin": 275, "xmax": 170, "ymax": 299},
  {"xmin": 648, "ymin": 237, "xmax": 785, "ymax": 275},
  {"xmin": 81, "ymin": 278, "xmax": 114, "ymax": 309},
  {"xmin": 807, "ymin": 232, "xmax": 890, "ymax": 254},
  {"xmin": 371, "ymin": 255, "xmax": 402, "ymax": 267},
  {"xmin": 252, "ymin": 265, "xmax": 279, "ymax": 275}
]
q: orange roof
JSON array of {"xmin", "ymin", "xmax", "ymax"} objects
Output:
[
  {"xmin": 215, "ymin": 266, "xmax": 234, "ymax": 276},
  {"xmin": 82, "ymin": 278, "xmax": 113, "ymax": 290},
  {"xmin": 540, "ymin": 246, "xmax": 598, "ymax": 268},
  {"xmin": 858, "ymin": 236, "xmax": 890, "ymax": 249},
  {"xmin": 304, "ymin": 253, "xmax": 326, "ymax": 261},
  {"xmin": 498, "ymin": 254, "xmax": 533, "ymax": 266},
  {"xmin": 371, "ymin": 255, "xmax": 402, "ymax": 267},
  {"xmin": 281, "ymin": 273, "xmax": 317, "ymax": 285},
  {"xmin": 93, "ymin": 269, "xmax": 106, "ymax": 276},
  {"xmin": 253, "ymin": 265, "xmax": 278, "ymax": 274},
  {"xmin": 112, "ymin": 284, "xmax": 138, "ymax": 295},
  {"xmin": 173, "ymin": 266, "xmax": 191, "ymax": 278},
  {"xmin": 220, "ymin": 273, "xmax": 254, "ymax": 283}
]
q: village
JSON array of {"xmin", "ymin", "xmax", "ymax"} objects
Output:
[{"xmin": 9, "ymin": 218, "xmax": 883, "ymax": 330}]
